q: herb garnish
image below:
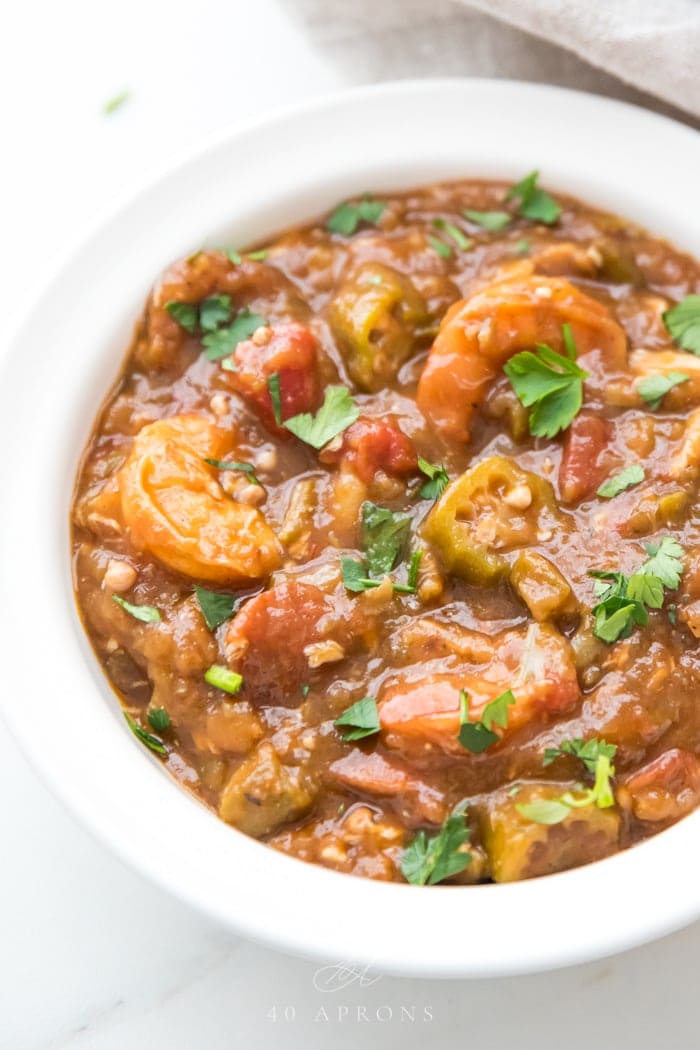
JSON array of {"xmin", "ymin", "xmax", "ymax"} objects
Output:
[
  {"xmin": 361, "ymin": 502, "xmax": 411, "ymax": 577},
  {"xmin": 267, "ymin": 372, "xmax": 283, "ymax": 424},
  {"xmin": 194, "ymin": 586, "xmax": 239, "ymax": 630},
  {"xmin": 124, "ymin": 713, "xmax": 166, "ymax": 755},
  {"xmin": 204, "ymin": 665, "xmax": 243, "ymax": 694},
  {"xmin": 463, "ymin": 209, "xmax": 511, "ymax": 231},
  {"xmin": 341, "ymin": 557, "xmax": 416, "ymax": 595},
  {"xmin": 334, "ymin": 696, "xmax": 380, "ymax": 741},
  {"xmin": 637, "ymin": 371, "xmax": 689, "ymax": 409},
  {"xmin": 543, "ymin": 737, "xmax": 617, "ymax": 774},
  {"xmin": 517, "ymin": 751, "xmax": 616, "ymax": 825},
  {"xmin": 417, "ymin": 457, "xmax": 450, "ymax": 500},
  {"xmin": 326, "ymin": 197, "xmax": 386, "ymax": 236},
  {"xmin": 506, "ymin": 170, "xmax": 561, "ymax": 225},
  {"xmin": 103, "ymin": 89, "xmax": 130, "ymax": 115},
  {"xmin": 204, "ymin": 458, "xmax": 260, "ymax": 485},
  {"xmin": 663, "ymin": 295, "xmax": 700, "ymax": 354},
  {"xmin": 284, "ymin": 385, "xmax": 359, "ymax": 449},
  {"xmin": 147, "ymin": 707, "xmax": 172, "ymax": 732},
  {"xmin": 407, "ymin": 549, "xmax": 423, "ymax": 591},
  {"xmin": 596, "ymin": 464, "xmax": 645, "ymax": 499},
  {"xmin": 111, "ymin": 594, "xmax": 161, "ymax": 623},
  {"xmin": 590, "ymin": 537, "xmax": 684, "ymax": 642},
  {"xmin": 503, "ymin": 323, "xmax": 587, "ymax": 437},
  {"xmin": 401, "ymin": 806, "xmax": 472, "ymax": 885},
  {"xmin": 165, "ymin": 301, "xmax": 198, "ymax": 333},
  {"xmin": 199, "ymin": 294, "xmax": 232, "ymax": 332},
  {"xmin": 457, "ymin": 689, "xmax": 516, "ymax": 754},
  {"xmin": 202, "ymin": 309, "xmax": 267, "ymax": 361},
  {"xmin": 427, "ymin": 235, "xmax": 452, "ymax": 259},
  {"xmin": 432, "ymin": 218, "xmax": 473, "ymax": 251}
]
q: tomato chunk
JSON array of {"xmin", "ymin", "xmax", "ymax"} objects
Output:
[
  {"xmin": 228, "ymin": 322, "xmax": 319, "ymax": 434},
  {"xmin": 558, "ymin": 412, "xmax": 612, "ymax": 504},
  {"xmin": 378, "ymin": 624, "xmax": 580, "ymax": 755},
  {"xmin": 319, "ymin": 417, "xmax": 417, "ymax": 484}
]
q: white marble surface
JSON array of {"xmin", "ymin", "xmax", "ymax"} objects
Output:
[{"xmin": 2, "ymin": 2, "xmax": 698, "ymax": 1046}]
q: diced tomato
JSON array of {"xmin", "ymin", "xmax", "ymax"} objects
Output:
[
  {"xmin": 378, "ymin": 624, "xmax": 580, "ymax": 755},
  {"xmin": 558, "ymin": 412, "xmax": 612, "ymax": 503},
  {"xmin": 619, "ymin": 748, "xmax": 700, "ymax": 823},
  {"xmin": 320, "ymin": 417, "xmax": 417, "ymax": 484},
  {"xmin": 228, "ymin": 322, "xmax": 319, "ymax": 435},
  {"xmin": 328, "ymin": 750, "xmax": 446, "ymax": 824}
]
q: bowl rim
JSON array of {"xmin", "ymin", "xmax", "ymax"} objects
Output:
[{"xmin": 1, "ymin": 77, "xmax": 699, "ymax": 979}]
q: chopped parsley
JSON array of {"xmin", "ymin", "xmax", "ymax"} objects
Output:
[
  {"xmin": 326, "ymin": 196, "xmax": 386, "ymax": 236},
  {"xmin": 427, "ymin": 235, "xmax": 452, "ymax": 259},
  {"xmin": 284, "ymin": 385, "xmax": 359, "ymax": 449},
  {"xmin": 199, "ymin": 294, "xmax": 232, "ymax": 332},
  {"xmin": 204, "ymin": 458, "xmax": 260, "ymax": 485},
  {"xmin": 637, "ymin": 371, "xmax": 689, "ymax": 409},
  {"xmin": 226, "ymin": 249, "xmax": 243, "ymax": 265},
  {"xmin": 202, "ymin": 309, "xmax": 267, "ymax": 361},
  {"xmin": 543, "ymin": 737, "xmax": 617, "ymax": 774},
  {"xmin": 334, "ymin": 696, "xmax": 380, "ymax": 741},
  {"xmin": 417, "ymin": 457, "xmax": 450, "ymax": 500},
  {"xmin": 401, "ymin": 806, "xmax": 472, "ymax": 885},
  {"xmin": 514, "ymin": 237, "xmax": 531, "ymax": 255},
  {"xmin": 407, "ymin": 549, "xmax": 423, "ymax": 591},
  {"xmin": 267, "ymin": 372, "xmax": 283, "ymax": 424},
  {"xmin": 463, "ymin": 209, "xmax": 511, "ymax": 231},
  {"xmin": 517, "ymin": 752, "xmax": 616, "ymax": 825},
  {"xmin": 596, "ymin": 464, "xmax": 645, "ymax": 499},
  {"xmin": 503, "ymin": 323, "xmax": 587, "ymax": 437},
  {"xmin": 165, "ymin": 301, "xmax": 198, "ymax": 333},
  {"xmin": 361, "ymin": 502, "xmax": 411, "ymax": 577},
  {"xmin": 247, "ymin": 249, "xmax": 268, "ymax": 261},
  {"xmin": 506, "ymin": 170, "xmax": 561, "ymax": 225},
  {"xmin": 663, "ymin": 295, "xmax": 700, "ymax": 355},
  {"xmin": 111, "ymin": 594, "xmax": 161, "ymax": 623},
  {"xmin": 204, "ymin": 665, "xmax": 243, "ymax": 694},
  {"xmin": 590, "ymin": 537, "xmax": 684, "ymax": 642},
  {"xmin": 457, "ymin": 689, "xmax": 516, "ymax": 754},
  {"xmin": 341, "ymin": 557, "xmax": 415, "ymax": 595},
  {"xmin": 194, "ymin": 586, "xmax": 239, "ymax": 630},
  {"xmin": 124, "ymin": 713, "xmax": 166, "ymax": 755},
  {"xmin": 432, "ymin": 218, "xmax": 473, "ymax": 251},
  {"xmin": 147, "ymin": 707, "xmax": 172, "ymax": 732}
]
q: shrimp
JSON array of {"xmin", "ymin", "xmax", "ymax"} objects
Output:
[
  {"xmin": 378, "ymin": 623, "xmax": 580, "ymax": 756},
  {"xmin": 118, "ymin": 414, "xmax": 282, "ymax": 584},
  {"xmin": 417, "ymin": 275, "xmax": 627, "ymax": 442}
]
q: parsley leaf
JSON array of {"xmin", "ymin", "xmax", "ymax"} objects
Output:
[
  {"xmin": 417, "ymin": 457, "xmax": 450, "ymax": 500},
  {"xmin": 506, "ymin": 170, "xmax": 561, "ymax": 225},
  {"xmin": 432, "ymin": 218, "xmax": 473, "ymax": 251},
  {"xmin": 194, "ymin": 586, "xmax": 239, "ymax": 630},
  {"xmin": 334, "ymin": 696, "xmax": 380, "ymax": 741},
  {"xmin": 663, "ymin": 295, "xmax": 700, "ymax": 355},
  {"xmin": 284, "ymin": 385, "xmax": 359, "ymax": 449},
  {"xmin": 202, "ymin": 309, "xmax": 267, "ymax": 361},
  {"xmin": 341, "ymin": 557, "xmax": 415, "ymax": 596},
  {"xmin": 199, "ymin": 295, "xmax": 232, "ymax": 332},
  {"xmin": 637, "ymin": 371, "xmax": 689, "ymax": 409},
  {"xmin": 463, "ymin": 209, "xmax": 511, "ymax": 231},
  {"xmin": 147, "ymin": 707, "xmax": 171, "ymax": 732},
  {"xmin": 503, "ymin": 326, "xmax": 588, "ymax": 437},
  {"xmin": 361, "ymin": 502, "xmax": 411, "ymax": 577},
  {"xmin": 111, "ymin": 594, "xmax": 161, "ymax": 623},
  {"xmin": 401, "ymin": 808, "xmax": 472, "ymax": 885},
  {"xmin": 204, "ymin": 665, "xmax": 243, "ymax": 694},
  {"xmin": 543, "ymin": 737, "xmax": 617, "ymax": 774},
  {"xmin": 326, "ymin": 197, "xmax": 386, "ymax": 236},
  {"xmin": 204, "ymin": 458, "xmax": 260, "ymax": 485},
  {"xmin": 268, "ymin": 372, "xmax": 282, "ymax": 424},
  {"xmin": 457, "ymin": 689, "xmax": 515, "ymax": 754},
  {"xmin": 165, "ymin": 301, "xmax": 198, "ymax": 334},
  {"xmin": 596, "ymin": 464, "xmax": 645, "ymax": 498},
  {"xmin": 427, "ymin": 235, "xmax": 451, "ymax": 259},
  {"xmin": 124, "ymin": 713, "xmax": 166, "ymax": 755},
  {"xmin": 640, "ymin": 536, "xmax": 684, "ymax": 589}
]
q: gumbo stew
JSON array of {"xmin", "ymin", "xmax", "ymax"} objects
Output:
[{"xmin": 72, "ymin": 174, "xmax": 700, "ymax": 885}]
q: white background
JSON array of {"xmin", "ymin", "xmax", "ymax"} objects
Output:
[{"xmin": 1, "ymin": 2, "xmax": 698, "ymax": 1047}]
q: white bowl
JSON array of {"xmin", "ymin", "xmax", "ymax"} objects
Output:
[{"xmin": 1, "ymin": 79, "xmax": 699, "ymax": 978}]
